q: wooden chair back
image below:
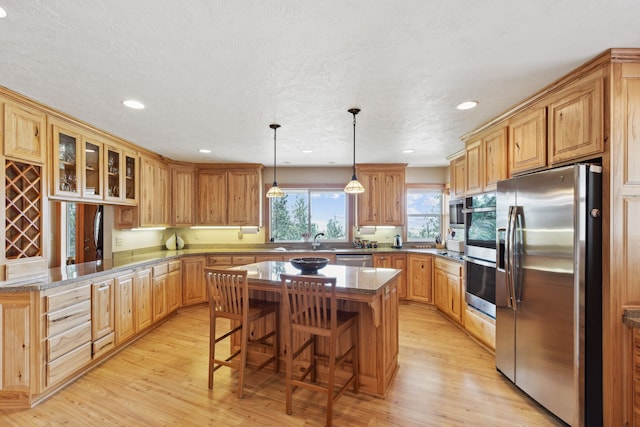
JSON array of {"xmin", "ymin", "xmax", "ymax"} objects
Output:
[
  {"xmin": 280, "ymin": 274, "xmax": 337, "ymax": 330},
  {"xmin": 205, "ymin": 268, "xmax": 248, "ymax": 322}
]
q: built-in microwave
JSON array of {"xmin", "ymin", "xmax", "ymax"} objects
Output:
[{"xmin": 449, "ymin": 199, "xmax": 464, "ymax": 226}]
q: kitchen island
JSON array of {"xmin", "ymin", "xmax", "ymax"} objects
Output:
[{"xmin": 228, "ymin": 261, "xmax": 401, "ymax": 397}]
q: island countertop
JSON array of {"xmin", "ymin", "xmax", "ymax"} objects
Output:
[{"xmin": 228, "ymin": 261, "xmax": 400, "ymax": 296}]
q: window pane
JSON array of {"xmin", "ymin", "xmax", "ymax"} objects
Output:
[
  {"xmin": 407, "ymin": 191, "xmax": 442, "ymax": 215},
  {"xmin": 406, "ymin": 188, "xmax": 443, "ymax": 241},
  {"xmin": 407, "ymin": 215, "xmax": 441, "ymax": 240},
  {"xmin": 310, "ymin": 191, "xmax": 346, "ymax": 239}
]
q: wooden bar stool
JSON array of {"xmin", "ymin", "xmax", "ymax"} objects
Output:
[
  {"xmin": 205, "ymin": 268, "xmax": 279, "ymax": 398},
  {"xmin": 280, "ymin": 273, "xmax": 359, "ymax": 426}
]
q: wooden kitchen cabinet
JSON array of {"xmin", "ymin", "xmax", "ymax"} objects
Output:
[
  {"xmin": 114, "ymin": 272, "xmax": 135, "ymax": 345},
  {"xmin": 134, "ymin": 268, "xmax": 153, "ymax": 332},
  {"xmin": 152, "ymin": 263, "xmax": 168, "ymax": 322},
  {"xmin": 196, "ymin": 165, "xmax": 263, "ymax": 226},
  {"xmin": 434, "ymin": 257, "xmax": 463, "ymax": 324},
  {"xmin": 408, "ymin": 254, "xmax": 433, "ymax": 303},
  {"xmin": 449, "ymin": 153, "xmax": 466, "ymax": 199},
  {"xmin": 548, "ymin": 70, "xmax": 604, "ymax": 165},
  {"xmin": 2, "ymin": 99, "xmax": 46, "ymax": 164},
  {"xmin": 508, "ymin": 107, "xmax": 547, "ymax": 175},
  {"xmin": 91, "ymin": 277, "xmax": 115, "ymax": 358},
  {"xmin": 182, "ymin": 256, "xmax": 206, "ymax": 306},
  {"xmin": 51, "ymin": 121, "xmax": 82, "ymax": 198},
  {"xmin": 482, "ymin": 127, "xmax": 508, "ymax": 191},
  {"xmin": 139, "ymin": 155, "xmax": 170, "ymax": 227},
  {"xmin": 465, "ymin": 139, "xmax": 482, "ymax": 195},
  {"xmin": 81, "ymin": 134, "xmax": 103, "ymax": 200},
  {"xmin": 167, "ymin": 260, "xmax": 182, "ymax": 313},
  {"xmin": 0, "ymin": 291, "xmax": 33, "ymax": 404},
  {"xmin": 373, "ymin": 253, "xmax": 407, "ymax": 300},
  {"xmin": 171, "ymin": 164, "xmax": 196, "ymax": 226},
  {"xmin": 356, "ymin": 164, "xmax": 406, "ymax": 226}
]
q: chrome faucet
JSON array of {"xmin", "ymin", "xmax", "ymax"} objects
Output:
[{"xmin": 312, "ymin": 232, "xmax": 325, "ymax": 250}]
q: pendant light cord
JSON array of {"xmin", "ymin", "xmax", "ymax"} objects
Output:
[{"xmin": 269, "ymin": 123, "xmax": 280, "ymax": 184}]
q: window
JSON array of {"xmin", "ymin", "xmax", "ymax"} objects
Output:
[
  {"xmin": 406, "ymin": 187, "xmax": 443, "ymax": 241},
  {"xmin": 270, "ymin": 188, "xmax": 347, "ymax": 242}
]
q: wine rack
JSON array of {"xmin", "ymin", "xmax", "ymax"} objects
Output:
[{"xmin": 5, "ymin": 160, "xmax": 42, "ymax": 258}]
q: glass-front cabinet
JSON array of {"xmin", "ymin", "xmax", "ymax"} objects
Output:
[
  {"xmin": 124, "ymin": 151, "xmax": 137, "ymax": 203},
  {"xmin": 52, "ymin": 123, "xmax": 81, "ymax": 198},
  {"xmin": 82, "ymin": 136, "xmax": 103, "ymax": 200},
  {"xmin": 104, "ymin": 144, "xmax": 122, "ymax": 202}
]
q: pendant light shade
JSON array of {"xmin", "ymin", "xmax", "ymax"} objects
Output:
[
  {"xmin": 345, "ymin": 108, "xmax": 365, "ymax": 194},
  {"xmin": 266, "ymin": 124, "xmax": 284, "ymax": 198}
]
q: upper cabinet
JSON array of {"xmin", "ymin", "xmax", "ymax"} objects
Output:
[
  {"xmin": 508, "ymin": 106, "xmax": 547, "ymax": 175},
  {"xmin": 81, "ymin": 135, "xmax": 103, "ymax": 201},
  {"xmin": 196, "ymin": 164, "xmax": 262, "ymax": 226},
  {"xmin": 51, "ymin": 121, "xmax": 82, "ymax": 198},
  {"xmin": 356, "ymin": 164, "xmax": 406, "ymax": 226},
  {"xmin": 140, "ymin": 155, "xmax": 170, "ymax": 227},
  {"xmin": 465, "ymin": 126, "xmax": 508, "ymax": 195},
  {"xmin": 104, "ymin": 143, "xmax": 138, "ymax": 205},
  {"xmin": 448, "ymin": 152, "xmax": 466, "ymax": 200},
  {"xmin": 2, "ymin": 99, "xmax": 47, "ymax": 164},
  {"xmin": 171, "ymin": 164, "xmax": 196, "ymax": 227},
  {"xmin": 547, "ymin": 70, "xmax": 604, "ymax": 165}
]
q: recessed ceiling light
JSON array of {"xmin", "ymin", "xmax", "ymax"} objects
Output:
[
  {"xmin": 301, "ymin": 149, "xmax": 313, "ymax": 154},
  {"xmin": 0, "ymin": 7, "xmax": 7, "ymax": 18},
  {"xmin": 198, "ymin": 149, "xmax": 211, "ymax": 154},
  {"xmin": 402, "ymin": 149, "xmax": 415, "ymax": 154},
  {"xmin": 122, "ymin": 99, "xmax": 145, "ymax": 109},
  {"xmin": 457, "ymin": 100, "xmax": 478, "ymax": 110}
]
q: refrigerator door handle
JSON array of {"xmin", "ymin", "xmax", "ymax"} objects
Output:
[{"xmin": 506, "ymin": 206, "xmax": 518, "ymax": 311}]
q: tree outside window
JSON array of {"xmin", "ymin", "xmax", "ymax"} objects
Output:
[
  {"xmin": 270, "ymin": 189, "xmax": 347, "ymax": 242},
  {"xmin": 406, "ymin": 188, "xmax": 443, "ymax": 241}
]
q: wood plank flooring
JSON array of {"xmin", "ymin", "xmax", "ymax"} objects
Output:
[{"xmin": 0, "ymin": 304, "xmax": 562, "ymax": 426}]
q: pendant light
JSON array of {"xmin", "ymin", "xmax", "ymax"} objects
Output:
[
  {"xmin": 344, "ymin": 108, "xmax": 365, "ymax": 194},
  {"xmin": 266, "ymin": 123, "xmax": 284, "ymax": 198}
]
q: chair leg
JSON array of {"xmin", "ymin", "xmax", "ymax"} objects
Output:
[
  {"xmin": 208, "ymin": 314, "xmax": 216, "ymax": 390},
  {"xmin": 285, "ymin": 327, "xmax": 294, "ymax": 415},
  {"xmin": 326, "ymin": 334, "xmax": 336, "ymax": 427},
  {"xmin": 352, "ymin": 319, "xmax": 359, "ymax": 393},
  {"xmin": 238, "ymin": 322, "xmax": 248, "ymax": 399},
  {"xmin": 310, "ymin": 335, "xmax": 317, "ymax": 383},
  {"xmin": 274, "ymin": 309, "xmax": 280, "ymax": 374}
]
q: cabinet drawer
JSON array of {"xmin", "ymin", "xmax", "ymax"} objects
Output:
[
  {"xmin": 232, "ymin": 256, "xmax": 255, "ymax": 266},
  {"xmin": 435, "ymin": 258, "xmax": 462, "ymax": 277},
  {"xmin": 153, "ymin": 262, "xmax": 169, "ymax": 277},
  {"xmin": 168, "ymin": 260, "xmax": 181, "ymax": 272},
  {"xmin": 47, "ymin": 321, "xmax": 91, "ymax": 362},
  {"xmin": 92, "ymin": 332, "xmax": 115, "ymax": 359},
  {"xmin": 207, "ymin": 256, "xmax": 232, "ymax": 267},
  {"xmin": 47, "ymin": 342, "xmax": 92, "ymax": 386},
  {"xmin": 47, "ymin": 300, "xmax": 91, "ymax": 337},
  {"xmin": 45, "ymin": 285, "xmax": 91, "ymax": 311}
]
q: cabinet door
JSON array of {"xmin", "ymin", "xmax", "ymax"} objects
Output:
[
  {"xmin": 508, "ymin": 107, "xmax": 547, "ymax": 175},
  {"xmin": 465, "ymin": 139, "xmax": 482, "ymax": 195},
  {"xmin": 123, "ymin": 151, "xmax": 138, "ymax": 203},
  {"xmin": 52, "ymin": 123, "xmax": 82, "ymax": 197},
  {"xmin": 104, "ymin": 144, "xmax": 123, "ymax": 203},
  {"xmin": 548, "ymin": 74, "xmax": 603, "ymax": 164},
  {"xmin": 114, "ymin": 273, "xmax": 135, "ymax": 345},
  {"xmin": 82, "ymin": 136, "xmax": 103, "ymax": 200},
  {"xmin": 357, "ymin": 171, "xmax": 380, "ymax": 225},
  {"xmin": 197, "ymin": 170, "xmax": 227, "ymax": 225},
  {"xmin": 382, "ymin": 171, "xmax": 405, "ymax": 225},
  {"xmin": 153, "ymin": 275, "xmax": 168, "ymax": 321},
  {"xmin": 167, "ymin": 266, "xmax": 182, "ymax": 313},
  {"xmin": 451, "ymin": 157, "xmax": 466, "ymax": 199},
  {"xmin": 409, "ymin": 256, "xmax": 432, "ymax": 303},
  {"xmin": 434, "ymin": 267, "xmax": 448, "ymax": 311},
  {"xmin": 182, "ymin": 257, "xmax": 206, "ymax": 306},
  {"xmin": 91, "ymin": 278, "xmax": 115, "ymax": 340},
  {"xmin": 391, "ymin": 255, "xmax": 407, "ymax": 300},
  {"xmin": 139, "ymin": 157, "xmax": 156, "ymax": 225},
  {"xmin": 227, "ymin": 169, "xmax": 260, "ymax": 225},
  {"xmin": 483, "ymin": 127, "xmax": 508, "ymax": 191},
  {"xmin": 157, "ymin": 162, "xmax": 170, "ymax": 226},
  {"xmin": 134, "ymin": 268, "xmax": 153, "ymax": 331},
  {"xmin": 3, "ymin": 101, "xmax": 46, "ymax": 163},
  {"xmin": 447, "ymin": 272, "xmax": 462, "ymax": 321},
  {"xmin": 171, "ymin": 166, "xmax": 195, "ymax": 226},
  {"xmin": 0, "ymin": 293, "xmax": 31, "ymax": 391}
]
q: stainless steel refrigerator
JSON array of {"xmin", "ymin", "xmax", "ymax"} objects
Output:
[{"xmin": 495, "ymin": 164, "xmax": 602, "ymax": 426}]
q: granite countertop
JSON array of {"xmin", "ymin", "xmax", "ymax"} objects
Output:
[
  {"xmin": 0, "ymin": 246, "xmax": 464, "ymax": 293},
  {"xmin": 229, "ymin": 261, "xmax": 400, "ymax": 296},
  {"xmin": 623, "ymin": 308, "xmax": 640, "ymax": 328}
]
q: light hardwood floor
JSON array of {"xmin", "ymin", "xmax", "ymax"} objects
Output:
[{"xmin": 0, "ymin": 304, "xmax": 562, "ymax": 426}]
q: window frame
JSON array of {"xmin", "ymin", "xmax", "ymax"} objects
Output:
[
  {"xmin": 265, "ymin": 184, "xmax": 354, "ymax": 243},
  {"xmin": 405, "ymin": 184, "xmax": 444, "ymax": 243}
]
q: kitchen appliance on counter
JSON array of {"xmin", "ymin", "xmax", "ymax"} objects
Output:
[
  {"xmin": 392, "ymin": 234, "xmax": 402, "ymax": 249},
  {"xmin": 495, "ymin": 164, "xmax": 602, "ymax": 426},
  {"xmin": 449, "ymin": 198, "xmax": 464, "ymax": 226}
]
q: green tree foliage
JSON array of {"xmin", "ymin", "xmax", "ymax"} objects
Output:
[{"xmin": 325, "ymin": 217, "xmax": 344, "ymax": 239}]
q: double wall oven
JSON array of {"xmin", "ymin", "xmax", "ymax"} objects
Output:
[{"xmin": 463, "ymin": 192, "xmax": 497, "ymax": 318}]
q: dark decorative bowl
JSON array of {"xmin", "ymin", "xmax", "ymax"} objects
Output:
[{"xmin": 289, "ymin": 257, "xmax": 330, "ymax": 274}]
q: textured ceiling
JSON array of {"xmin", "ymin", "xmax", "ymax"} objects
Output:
[{"xmin": 1, "ymin": 1, "xmax": 640, "ymax": 167}]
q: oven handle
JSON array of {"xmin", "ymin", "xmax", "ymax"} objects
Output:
[
  {"xmin": 461, "ymin": 206, "xmax": 496, "ymax": 214},
  {"xmin": 462, "ymin": 256, "xmax": 496, "ymax": 268}
]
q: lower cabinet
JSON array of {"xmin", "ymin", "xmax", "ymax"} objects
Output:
[
  {"xmin": 373, "ymin": 253, "xmax": 407, "ymax": 300},
  {"xmin": 91, "ymin": 277, "xmax": 115, "ymax": 358},
  {"xmin": 183, "ymin": 256, "xmax": 207, "ymax": 306},
  {"xmin": 167, "ymin": 260, "xmax": 182, "ymax": 313},
  {"xmin": 152, "ymin": 263, "xmax": 169, "ymax": 321},
  {"xmin": 135, "ymin": 268, "xmax": 153, "ymax": 331},
  {"xmin": 433, "ymin": 257, "xmax": 463, "ymax": 324},
  {"xmin": 408, "ymin": 254, "xmax": 433, "ymax": 303},
  {"xmin": 0, "ymin": 291, "xmax": 33, "ymax": 405},
  {"xmin": 115, "ymin": 272, "xmax": 135, "ymax": 345}
]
